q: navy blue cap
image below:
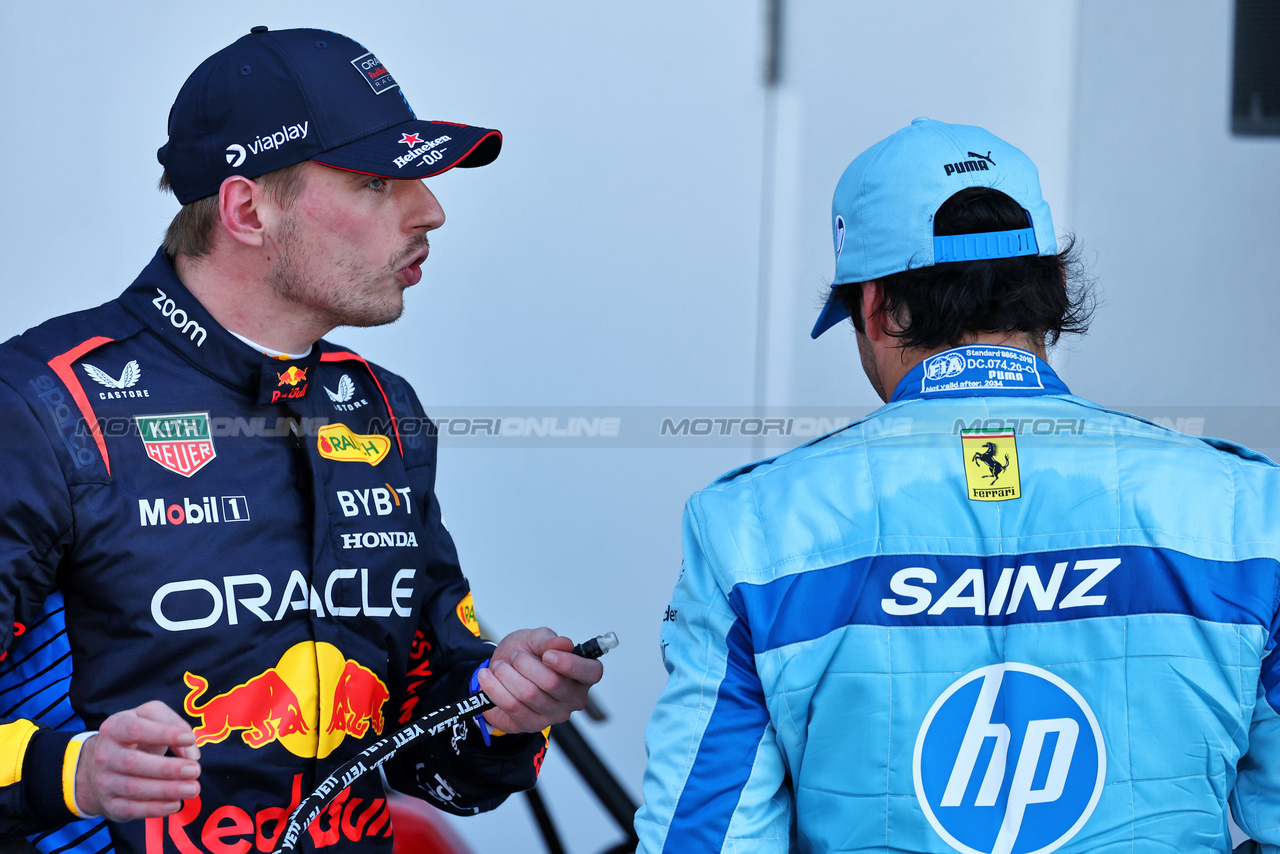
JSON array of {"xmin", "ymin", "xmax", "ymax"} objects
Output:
[{"xmin": 158, "ymin": 27, "xmax": 502, "ymax": 204}]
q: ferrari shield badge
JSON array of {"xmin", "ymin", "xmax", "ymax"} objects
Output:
[{"xmin": 961, "ymin": 430, "xmax": 1020, "ymax": 501}]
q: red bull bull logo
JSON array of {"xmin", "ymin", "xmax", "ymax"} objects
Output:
[
  {"xmin": 271, "ymin": 366, "xmax": 310, "ymax": 403},
  {"xmin": 183, "ymin": 670, "xmax": 309, "ymax": 748},
  {"xmin": 327, "ymin": 660, "xmax": 389, "ymax": 738},
  {"xmin": 183, "ymin": 641, "xmax": 389, "ymax": 759},
  {"xmin": 277, "ymin": 366, "xmax": 308, "ymax": 386}
]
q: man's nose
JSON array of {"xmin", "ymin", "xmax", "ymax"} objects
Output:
[{"xmin": 405, "ymin": 180, "xmax": 445, "ymax": 232}]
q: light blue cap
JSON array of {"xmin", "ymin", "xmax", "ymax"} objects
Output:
[{"xmin": 812, "ymin": 118, "xmax": 1057, "ymax": 338}]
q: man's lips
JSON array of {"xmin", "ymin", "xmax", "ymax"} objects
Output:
[{"xmin": 396, "ymin": 247, "xmax": 430, "ymax": 286}]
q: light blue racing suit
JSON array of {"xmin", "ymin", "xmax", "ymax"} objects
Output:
[{"xmin": 636, "ymin": 345, "xmax": 1280, "ymax": 854}]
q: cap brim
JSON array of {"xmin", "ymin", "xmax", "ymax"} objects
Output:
[
  {"xmin": 312, "ymin": 119, "xmax": 501, "ymax": 179},
  {"xmin": 811, "ymin": 289, "xmax": 850, "ymax": 339}
]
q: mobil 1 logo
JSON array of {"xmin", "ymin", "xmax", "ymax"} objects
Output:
[
  {"xmin": 139, "ymin": 496, "xmax": 250, "ymax": 527},
  {"xmin": 913, "ymin": 664, "xmax": 1105, "ymax": 854}
]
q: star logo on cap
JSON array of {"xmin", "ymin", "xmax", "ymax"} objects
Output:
[{"xmin": 398, "ymin": 133, "xmax": 422, "ymax": 147}]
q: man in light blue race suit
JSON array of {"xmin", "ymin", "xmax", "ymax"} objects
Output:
[{"xmin": 634, "ymin": 118, "xmax": 1280, "ymax": 854}]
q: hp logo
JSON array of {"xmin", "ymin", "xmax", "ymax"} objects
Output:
[{"xmin": 913, "ymin": 663, "xmax": 1105, "ymax": 854}]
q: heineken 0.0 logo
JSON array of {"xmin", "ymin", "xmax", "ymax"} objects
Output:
[{"xmin": 137, "ymin": 412, "xmax": 216, "ymax": 477}]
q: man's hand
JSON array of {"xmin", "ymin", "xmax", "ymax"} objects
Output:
[
  {"xmin": 75, "ymin": 701, "xmax": 202, "ymax": 822},
  {"xmin": 477, "ymin": 627, "xmax": 605, "ymax": 734}
]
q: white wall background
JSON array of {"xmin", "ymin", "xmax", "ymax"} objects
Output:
[{"xmin": 1, "ymin": 2, "xmax": 1277, "ymax": 853}]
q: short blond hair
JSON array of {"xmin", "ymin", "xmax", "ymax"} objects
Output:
[{"xmin": 159, "ymin": 163, "xmax": 309, "ymax": 260}]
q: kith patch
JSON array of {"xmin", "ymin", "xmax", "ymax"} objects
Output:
[
  {"xmin": 350, "ymin": 52, "xmax": 398, "ymax": 95},
  {"xmin": 961, "ymin": 430, "xmax": 1020, "ymax": 501},
  {"xmin": 137, "ymin": 412, "xmax": 216, "ymax": 477}
]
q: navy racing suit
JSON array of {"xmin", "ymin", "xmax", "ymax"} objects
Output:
[{"xmin": 0, "ymin": 249, "xmax": 545, "ymax": 853}]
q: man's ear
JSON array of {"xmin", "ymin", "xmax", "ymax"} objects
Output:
[
  {"xmin": 217, "ymin": 176, "xmax": 268, "ymax": 248},
  {"xmin": 859, "ymin": 280, "xmax": 895, "ymax": 344}
]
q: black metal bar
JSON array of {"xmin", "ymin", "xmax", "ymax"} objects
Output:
[
  {"xmin": 549, "ymin": 719, "xmax": 639, "ymax": 844},
  {"xmin": 524, "ymin": 785, "xmax": 568, "ymax": 854}
]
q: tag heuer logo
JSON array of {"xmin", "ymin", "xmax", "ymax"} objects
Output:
[
  {"xmin": 317, "ymin": 423, "xmax": 390, "ymax": 466},
  {"xmin": 137, "ymin": 412, "xmax": 216, "ymax": 477},
  {"xmin": 961, "ymin": 430, "xmax": 1020, "ymax": 501}
]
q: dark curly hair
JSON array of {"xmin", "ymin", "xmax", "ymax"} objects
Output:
[{"xmin": 837, "ymin": 187, "xmax": 1093, "ymax": 350}]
